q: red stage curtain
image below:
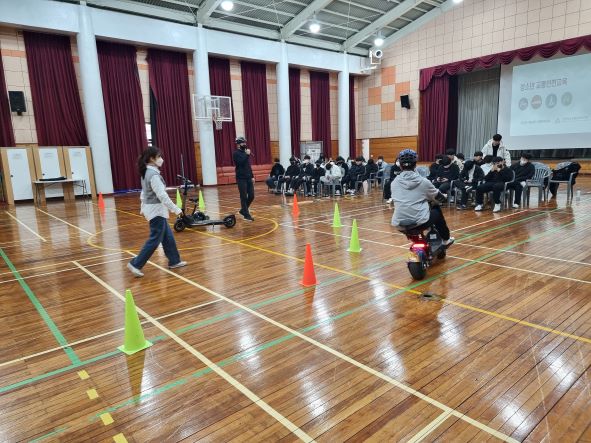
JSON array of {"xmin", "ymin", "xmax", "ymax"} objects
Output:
[
  {"xmin": 0, "ymin": 45, "xmax": 15, "ymax": 146},
  {"xmin": 147, "ymin": 48, "xmax": 196, "ymax": 183},
  {"xmin": 310, "ymin": 71, "xmax": 331, "ymax": 157},
  {"xmin": 209, "ymin": 57, "xmax": 236, "ymax": 167},
  {"xmin": 289, "ymin": 67, "xmax": 301, "ymax": 157},
  {"xmin": 240, "ymin": 61, "xmax": 271, "ymax": 165},
  {"xmin": 349, "ymin": 76, "xmax": 356, "ymax": 159},
  {"xmin": 97, "ymin": 41, "xmax": 147, "ymax": 191},
  {"xmin": 419, "ymin": 76, "xmax": 449, "ymax": 162},
  {"xmin": 420, "ymin": 34, "xmax": 591, "ymax": 91},
  {"xmin": 23, "ymin": 31, "xmax": 88, "ymax": 146}
]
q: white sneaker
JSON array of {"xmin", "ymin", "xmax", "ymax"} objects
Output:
[
  {"xmin": 127, "ymin": 262, "xmax": 144, "ymax": 278},
  {"xmin": 386, "ymin": 198, "xmax": 393, "ymax": 204},
  {"xmin": 443, "ymin": 237, "xmax": 455, "ymax": 246},
  {"xmin": 335, "ymin": 190, "xmax": 341, "ymax": 195},
  {"xmin": 493, "ymin": 204, "xmax": 501, "ymax": 213},
  {"xmin": 474, "ymin": 205, "xmax": 483, "ymax": 211},
  {"xmin": 512, "ymin": 203, "xmax": 519, "ymax": 209},
  {"xmin": 169, "ymin": 261, "xmax": 187, "ymax": 269}
]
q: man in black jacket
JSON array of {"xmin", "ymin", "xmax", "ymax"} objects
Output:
[
  {"xmin": 433, "ymin": 157, "xmax": 460, "ymax": 194},
  {"xmin": 232, "ymin": 136, "xmax": 254, "ymax": 221},
  {"xmin": 474, "ymin": 157, "xmax": 514, "ymax": 213},
  {"xmin": 265, "ymin": 158, "xmax": 285, "ymax": 191},
  {"xmin": 427, "ymin": 154, "xmax": 444, "ymax": 181},
  {"xmin": 508, "ymin": 152, "xmax": 535, "ymax": 208},
  {"xmin": 346, "ymin": 157, "xmax": 366, "ymax": 194},
  {"xmin": 456, "ymin": 160, "xmax": 484, "ymax": 209},
  {"xmin": 287, "ymin": 155, "xmax": 314, "ymax": 196}
]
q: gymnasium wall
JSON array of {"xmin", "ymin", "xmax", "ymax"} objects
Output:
[{"xmin": 359, "ymin": 0, "xmax": 591, "ymax": 151}]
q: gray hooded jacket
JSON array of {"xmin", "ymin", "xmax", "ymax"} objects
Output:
[{"xmin": 391, "ymin": 170, "xmax": 439, "ymax": 227}]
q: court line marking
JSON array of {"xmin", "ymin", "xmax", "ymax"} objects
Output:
[
  {"xmin": 408, "ymin": 411, "xmax": 452, "ymax": 443},
  {"xmin": 0, "ymin": 247, "xmax": 81, "ymax": 365},
  {"xmin": 86, "ymin": 388, "xmax": 98, "ymax": 400},
  {"xmin": 0, "ymin": 298, "xmax": 221, "ymax": 369},
  {"xmin": 0, "ymin": 251, "xmax": 123, "ymax": 277},
  {"xmin": 74, "ymin": 261, "xmax": 314, "ymax": 443},
  {"xmin": 131, "ymin": 254, "xmax": 517, "ymax": 442},
  {"xmin": 35, "ymin": 208, "xmax": 93, "ymax": 236},
  {"xmin": 4, "ymin": 211, "xmax": 47, "ymax": 242}
]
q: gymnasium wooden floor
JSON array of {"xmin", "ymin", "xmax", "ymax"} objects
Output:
[{"xmin": 1, "ymin": 178, "xmax": 591, "ymax": 443}]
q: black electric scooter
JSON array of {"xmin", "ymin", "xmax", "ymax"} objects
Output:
[{"xmin": 173, "ymin": 175, "xmax": 236, "ymax": 232}]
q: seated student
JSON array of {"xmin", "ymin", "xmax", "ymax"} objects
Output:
[
  {"xmin": 384, "ymin": 160, "xmax": 402, "ymax": 203},
  {"xmin": 320, "ymin": 161, "xmax": 343, "ymax": 194},
  {"xmin": 310, "ymin": 160, "xmax": 325, "ymax": 196},
  {"xmin": 377, "ymin": 156, "xmax": 389, "ymax": 183},
  {"xmin": 391, "ymin": 149, "xmax": 454, "ymax": 246},
  {"xmin": 433, "ymin": 157, "xmax": 460, "ymax": 194},
  {"xmin": 286, "ymin": 155, "xmax": 314, "ymax": 195},
  {"xmin": 548, "ymin": 161, "xmax": 581, "ymax": 197},
  {"xmin": 346, "ymin": 157, "xmax": 367, "ymax": 194},
  {"xmin": 265, "ymin": 158, "xmax": 285, "ymax": 190},
  {"xmin": 446, "ymin": 149, "xmax": 464, "ymax": 171},
  {"xmin": 456, "ymin": 160, "xmax": 484, "ymax": 209},
  {"xmin": 480, "ymin": 155, "xmax": 494, "ymax": 175},
  {"xmin": 473, "ymin": 151, "xmax": 484, "ymax": 166},
  {"xmin": 281, "ymin": 157, "xmax": 300, "ymax": 193},
  {"xmin": 508, "ymin": 152, "xmax": 535, "ymax": 208},
  {"xmin": 427, "ymin": 154, "xmax": 444, "ymax": 181},
  {"xmin": 366, "ymin": 158, "xmax": 378, "ymax": 178},
  {"xmin": 456, "ymin": 153, "xmax": 465, "ymax": 170},
  {"xmin": 335, "ymin": 156, "xmax": 349, "ymax": 185},
  {"xmin": 474, "ymin": 156, "xmax": 514, "ymax": 212}
]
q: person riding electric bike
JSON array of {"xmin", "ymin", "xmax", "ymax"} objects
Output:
[{"xmin": 391, "ymin": 149, "xmax": 455, "ymax": 247}]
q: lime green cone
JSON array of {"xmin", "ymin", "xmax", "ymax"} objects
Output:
[
  {"xmin": 176, "ymin": 189, "xmax": 183, "ymax": 209},
  {"xmin": 198, "ymin": 190, "xmax": 206, "ymax": 212},
  {"xmin": 332, "ymin": 202, "xmax": 342, "ymax": 228},
  {"xmin": 347, "ymin": 219, "xmax": 362, "ymax": 253},
  {"xmin": 118, "ymin": 289, "xmax": 152, "ymax": 355}
]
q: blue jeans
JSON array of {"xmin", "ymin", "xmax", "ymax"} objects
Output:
[{"xmin": 130, "ymin": 216, "xmax": 181, "ymax": 269}]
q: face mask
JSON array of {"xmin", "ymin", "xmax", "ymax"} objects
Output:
[
  {"xmin": 155, "ymin": 157, "xmax": 164, "ymax": 167},
  {"xmin": 520, "ymin": 160, "xmax": 527, "ymax": 166},
  {"xmin": 377, "ymin": 160, "xmax": 382, "ymax": 164},
  {"xmin": 396, "ymin": 161, "xmax": 400, "ymax": 167},
  {"xmin": 304, "ymin": 159, "xmax": 310, "ymax": 164}
]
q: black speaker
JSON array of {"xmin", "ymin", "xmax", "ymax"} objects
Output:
[
  {"xmin": 8, "ymin": 91, "xmax": 26, "ymax": 115},
  {"xmin": 400, "ymin": 94, "xmax": 410, "ymax": 109}
]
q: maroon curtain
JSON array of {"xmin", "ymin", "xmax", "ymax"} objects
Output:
[
  {"xmin": 209, "ymin": 57, "xmax": 236, "ymax": 167},
  {"xmin": 23, "ymin": 31, "xmax": 88, "ymax": 146},
  {"xmin": 289, "ymin": 68, "xmax": 301, "ymax": 157},
  {"xmin": 147, "ymin": 48, "xmax": 196, "ymax": 183},
  {"xmin": 419, "ymin": 76, "xmax": 449, "ymax": 161},
  {"xmin": 349, "ymin": 76, "xmax": 356, "ymax": 159},
  {"xmin": 420, "ymin": 34, "xmax": 591, "ymax": 91},
  {"xmin": 310, "ymin": 71, "xmax": 331, "ymax": 156},
  {"xmin": 0, "ymin": 45, "xmax": 15, "ymax": 146},
  {"xmin": 446, "ymin": 75, "xmax": 459, "ymax": 151},
  {"xmin": 241, "ymin": 61, "xmax": 271, "ymax": 165},
  {"xmin": 97, "ymin": 41, "xmax": 147, "ymax": 191}
]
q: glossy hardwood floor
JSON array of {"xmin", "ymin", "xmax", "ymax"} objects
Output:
[{"xmin": 1, "ymin": 177, "xmax": 591, "ymax": 442}]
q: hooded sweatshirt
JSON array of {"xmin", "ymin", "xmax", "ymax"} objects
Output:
[{"xmin": 391, "ymin": 170, "xmax": 439, "ymax": 227}]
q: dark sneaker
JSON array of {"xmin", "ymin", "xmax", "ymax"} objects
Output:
[{"xmin": 244, "ymin": 214, "xmax": 254, "ymax": 222}]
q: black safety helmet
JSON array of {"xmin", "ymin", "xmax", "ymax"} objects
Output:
[{"xmin": 235, "ymin": 136, "xmax": 247, "ymax": 145}]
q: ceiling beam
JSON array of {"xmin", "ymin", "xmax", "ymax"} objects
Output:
[
  {"xmin": 90, "ymin": 0, "xmax": 197, "ymax": 23},
  {"xmin": 280, "ymin": 0, "xmax": 333, "ymax": 39},
  {"xmin": 342, "ymin": 0, "xmax": 420, "ymax": 50},
  {"xmin": 197, "ymin": 0, "xmax": 223, "ymax": 24},
  {"xmin": 377, "ymin": 0, "xmax": 455, "ymax": 49},
  {"xmin": 206, "ymin": 17, "xmax": 280, "ymax": 39}
]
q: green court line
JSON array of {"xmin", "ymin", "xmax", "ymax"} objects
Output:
[
  {"xmin": 0, "ymin": 248, "xmax": 81, "ymax": 365},
  {"xmin": 29, "ymin": 426, "xmax": 68, "ymax": 442},
  {"xmin": 0, "ymin": 257, "xmax": 404, "ymax": 395}
]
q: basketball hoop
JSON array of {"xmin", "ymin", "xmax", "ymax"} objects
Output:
[
  {"xmin": 193, "ymin": 95, "xmax": 232, "ymax": 131},
  {"xmin": 213, "ymin": 115, "xmax": 223, "ymax": 130}
]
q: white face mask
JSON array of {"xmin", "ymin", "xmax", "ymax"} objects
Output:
[
  {"xmin": 155, "ymin": 157, "xmax": 164, "ymax": 167},
  {"xmin": 396, "ymin": 160, "xmax": 400, "ymax": 167},
  {"xmin": 304, "ymin": 159, "xmax": 310, "ymax": 164},
  {"xmin": 520, "ymin": 160, "xmax": 527, "ymax": 166}
]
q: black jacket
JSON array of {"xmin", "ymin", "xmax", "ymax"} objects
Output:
[
  {"xmin": 365, "ymin": 162, "xmax": 378, "ymax": 176},
  {"xmin": 312, "ymin": 166, "xmax": 325, "ymax": 181},
  {"xmin": 435, "ymin": 164, "xmax": 460, "ymax": 182},
  {"xmin": 484, "ymin": 166, "xmax": 513, "ymax": 183},
  {"xmin": 511, "ymin": 162, "xmax": 535, "ymax": 182},
  {"xmin": 285, "ymin": 164, "xmax": 299, "ymax": 178},
  {"xmin": 348, "ymin": 163, "xmax": 366, "ymax": 180},
  {"xmin": 298, "ymin": 163, "xmax": 314, "ymax": 178},
  {"xmin": 233, "ymin": 148, "xmax": 253, "ymax": 180},
  {"xmin": 459, "ymin": 165, "xmax": 484, "ymax": 185},
  {"xmin": 269, "ymin": 163, "xmax": 285, "ymax": 177},
  {"xmin": 427, "ymin": 162, "xmax": 440, "ymax": 181}
]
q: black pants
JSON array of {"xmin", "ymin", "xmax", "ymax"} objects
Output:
[
  {"xmin": 506, "ymin": 182, "xmax": 524, "ymax": 204},
  {"xmin": 435, "ymin": 181, "xmax": 452, "ymax": 194},
  {"xmin": 415, "ymin": 206, "xmax": 451, "ymax": 241},
  {"xmin": 237, "ymin": 178, "xmax": 254, "ymax": 215},
  {"xmin": 455, "ymin": 182, "xmax": 474, "ymax": 205},
  {"xmin": 476, "ymin": 182, "xmax": 505, "ymax": 205},
  {"xmin": 383, "ymin": 178, "xmax": 393, "ymax": 200}
]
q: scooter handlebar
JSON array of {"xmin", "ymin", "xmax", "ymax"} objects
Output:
[{"xmin": 176, "ymin": 174, "xmax": 193, "ymax": 185}]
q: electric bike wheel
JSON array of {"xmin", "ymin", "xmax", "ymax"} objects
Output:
[
  {"xmin": 173, "ymin": 219, "xmax": 186, "ymax": 232},
  {"xmin": 408, "ymin": 252, "xmax": 427, "ymax": 280},
  {"xmin": 223, "ymin": 215, "xmax": 236, "ymax": 228}
]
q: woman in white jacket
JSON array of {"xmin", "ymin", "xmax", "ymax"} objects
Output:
[
  {"xmin": 482, "ymin": 134, "xmax": 512, "ymax": 165},
  {"xmin": 320, "ymin": 161, "xmax": 343, "ymax": 194}
]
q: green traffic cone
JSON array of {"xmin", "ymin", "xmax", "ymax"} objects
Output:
[
  {"xmin": 198, "ymin": 190, "xmax": 206, "ymax": 212},
  {"xmin": 118, "ymin": 290, "xmax": 152, "ymax": 355},
  {"xmin": 347, "ymin": 219, "xmax": 362, "ymax": 253},
  {"xmin": 332, "ymin": 202, "xmax": 342, "ymax": 228},
  {"xmin": 176, "ymin": 189, "xmax": 182, "ymax": 209}
]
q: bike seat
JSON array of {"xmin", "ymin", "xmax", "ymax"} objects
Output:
[{"xmin": 188, "ymin": 198, "xmax": 198, "ymax": 203}]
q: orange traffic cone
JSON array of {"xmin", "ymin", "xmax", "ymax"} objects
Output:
[
  {"xmin": 98, "ymin": 192, "xmax": 105, "ymax": 210},
  {"xmin": 292, "ymin": 193, "xmax": 300, "ymax": 217},
  {"xmin": 299, "ymin": 243, "xmax": 317, "ymax": 287}
]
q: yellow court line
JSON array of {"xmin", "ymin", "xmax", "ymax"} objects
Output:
[
  {"xmin": 408, "ymin": 411, "xmax": 452, "ymax": 443},
  {"xmin": 123, "ymin": 253, "xmax": 518, "ymax": 443},
  {"xmin": 4, "ymin": 211, "xmax": 47, "ymax": 242},
  {"xmin": 73, "ymin": 261, "xmax": 314, "ymax": 443},
  {"xmin": 86, "ymin": 388, "xmax": 99, "ymax": 399},
  {"xmin": 112, "ymin": 433, "xmax": 127, "ymax": 443},
  {"xmin": 36, "ymin": 208, "xmax": 93, "ymax": 236},
  {"xmin": 77, "ymin": 370, "xmax": 89, "ymax": 380},
  {"xmin": 100, "ymin": 413, "xmax": 114, "ymax": 426},
  {"xmin": 0, "ymin": 298, "xmax": 221, "ymax": 369}
]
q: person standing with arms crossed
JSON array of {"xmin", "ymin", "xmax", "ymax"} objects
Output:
[{"xmin": 233, "ymin": 136, "xmax": 255, "ymax": 222}]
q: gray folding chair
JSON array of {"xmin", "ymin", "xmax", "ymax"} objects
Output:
[
  {"xmin": 523, "ymin": 163, "xmax": 550, "ymax": 205},
  {"xmin": 545, "ymin": 161, "xmax": 577, "ymax": 201}
]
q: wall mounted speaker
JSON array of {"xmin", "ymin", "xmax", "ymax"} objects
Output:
[
  {"xmin": 400, "ymin": 94, "xmax": 410, "ymax": 109},
  {"xmin": 8, "ymin": 91, "xmax": 26, "ymax": 115}
]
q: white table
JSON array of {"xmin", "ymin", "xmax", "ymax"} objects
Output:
[{"xmin": 32, "ymin": 179, "xmax": 88, "ymax": 205}]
